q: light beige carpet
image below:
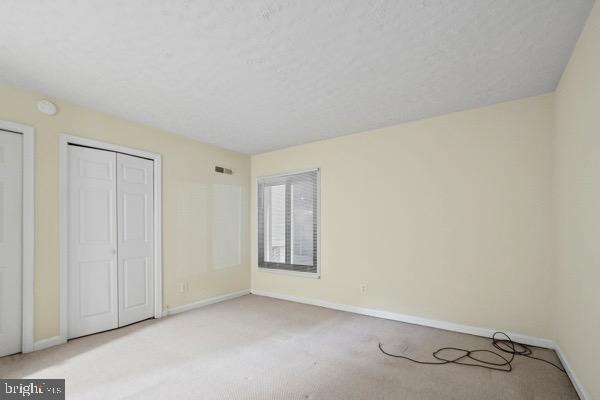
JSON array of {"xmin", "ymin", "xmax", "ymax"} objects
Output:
[{"xmin": 0, "ymin": 295, "xmax": 577, "ymax": 399}]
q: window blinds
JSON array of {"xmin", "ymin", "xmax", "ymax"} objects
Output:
[{"xmin": 257, "ymin": 169, "xmax": 319, "ymax": 274}]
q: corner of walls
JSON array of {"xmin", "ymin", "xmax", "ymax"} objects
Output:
[
  {"xmin": 549, "ymin": 89, "xmax": 560, "ymax": 343},
  {"xmin": 251, "ymin": 93, "xmax": 556, "ymax": 341},
  {"xmin": 552, "ymin": 1, "xmax": 600, "ymax": 398},
  {"xmin": 0, "ymin": 83, "xmax": 252, "ymax": 343}
]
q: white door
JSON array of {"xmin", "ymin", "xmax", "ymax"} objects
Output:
[
  {"xmin": 0, "ymin": 130, "xmax": 22, "ymax": 356},
  {"xmin": 68, "ymin": 146, "xmax": 118, "ymax": 338},
  {"xmin": 116, "ymin": 153, "xmax": 154, "ymax": 326}
]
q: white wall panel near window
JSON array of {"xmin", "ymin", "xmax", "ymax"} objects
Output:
[
  {"xmin": 212, "ymin": 184, "xmax": 242, "ymax": 269},
  {"xmin": 0, "ymin": 130, "xmax": 22, "ymax": 357},
  {"xmin": 174, "ymin": 181, "xmax": 208, "ymax": 277},
  {"xmin": 68, "ymin": 146, "xmax": 155, "ymax": 339}
]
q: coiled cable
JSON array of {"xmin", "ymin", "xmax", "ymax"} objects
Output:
[{"xmin": 378, "ymin": 331, "xmax": 565, "ymax": 373}]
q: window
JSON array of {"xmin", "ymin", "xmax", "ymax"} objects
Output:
[{"xmin": 257, "ymin": 169, "xmax": 319, "ymax": 276}]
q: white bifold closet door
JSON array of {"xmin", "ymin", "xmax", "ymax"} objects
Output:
[
  {"xmin": 68, "ymin": 146, "xmax": 118, "ymax": 338},
  {"xmin": 68, "ymin": 146, "xmax": 154, "ymax": 339},
  {"xmin": 116, "ymin": 153, "xmax": 154, "ymax": 327},
  {"xmin": 0, "ymin": 130, "xmax": 22, "ymax": 357}
]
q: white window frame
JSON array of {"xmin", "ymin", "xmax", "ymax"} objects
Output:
[{"xmin": 256, "ymin": 168, "xmax": 321, "ymax": 279}]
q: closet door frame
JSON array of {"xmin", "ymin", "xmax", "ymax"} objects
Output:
[
  {"xmin": 0, "ymin": 120, "xmax": 35, "ymax": 354},
  {"xmin": 59, "ymin": 134, "xmax": 162, "ymax": 344}
]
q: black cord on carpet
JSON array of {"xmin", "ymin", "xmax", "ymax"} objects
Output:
[{"xmin": 378, "ymin": 331, "xmax": 565, "ymax": 373}]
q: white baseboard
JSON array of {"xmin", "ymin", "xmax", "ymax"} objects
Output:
[
  {"xmin": 30, "ymin": 290, "xmax": 250, "ymax": 352},
  {"xmin": 33, "ymin": 336, "xmax": 66, "ymax": 352},
  {"xmin": 163, "ymin": 289, "xmax": 250, "ymax": 316},
  {"xmin": 27, "ymin": 288, "xmax": 587, "ymax": 398},
  {"xmin": 555, "ymin": 344, "xmax": 588, "ymax": 400},
  {"xmin": 257, "ymin": 287, "xmax": 589, "ymax": 397},
  {"xmin": 250, "ymin": 289, "xmax": 555, "ymax": 349}
]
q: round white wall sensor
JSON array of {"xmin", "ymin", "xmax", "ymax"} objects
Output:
[{"xmin": 37, "ymin": 100, "xmax": 57, "ymax": 115}]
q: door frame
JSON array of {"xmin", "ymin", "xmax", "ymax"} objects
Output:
[
  {"xmin": 0, "ymin": 120, "xmax": 35, "ymax": 353},
  {"xmin": 59, "ymin": 134, "xmax": 163, "ymax": 343}
]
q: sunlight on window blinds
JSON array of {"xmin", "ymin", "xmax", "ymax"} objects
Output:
[
  {"xmin": 212, "ymin": 184, "xmax": 242, "ymax": 269},
  {"xmin": 174, "ymin": 181, "xmax": 208, "ymax": 276},
  {"xmin": 257, "ymin": 169, "xmax": 318, "ymax": 274}
]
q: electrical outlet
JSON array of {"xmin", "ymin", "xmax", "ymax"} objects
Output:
[
  {"xmin": 179, "ymin": 282, "xmax": 188, "ymax": 293},
  {"xmin": 360, "ymin": 284, "xmax": 368, "ymax": 295}
]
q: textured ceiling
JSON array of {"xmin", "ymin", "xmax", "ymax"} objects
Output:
[{"xmin": 0, "ymin": 1, "xmax": 593, "ymax": 154}]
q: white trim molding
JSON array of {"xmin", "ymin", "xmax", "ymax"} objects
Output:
[
  {"xmin": 163, "ymin": 290, "xmax": 250, "ymax": 316},
  {"xmin": 30, "ymin": 290, "xmax": 250, "ymax": 352},
  {"xmin": 555, "ymin": 344, "xmax": 589, "ymax": 400},
  {"xmin": 250, "ymin": 290, "xmax": 595, "ymax": 393},
  {"xmin": 58, "ymin": 134, "xmax": 163, "ymax": 342},
  {"xmin": 0, "ymin": 120, "xmax": 35, "ymax": 354},
  {"xmin": 33, "ymin": 336, "xmax": 66, "ymax": 352},
  {"xmin": 250, "ymin": 290, "xmax": 555, "ymax": 349}
]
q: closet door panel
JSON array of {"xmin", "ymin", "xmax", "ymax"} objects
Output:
[
  {"xmin": 117, "ymin": 153, "xmax": 154, "ymax": 326},
  {"xmin": 68, "ymin": 146, "xmax": 118, "ymax": 339}
]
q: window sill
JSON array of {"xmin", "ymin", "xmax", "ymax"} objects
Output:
[{"xmin": 256, "ymin": 266, "xmax": 320, "ymax": 279}]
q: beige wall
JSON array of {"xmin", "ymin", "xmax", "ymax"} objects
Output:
[
  {"xmin": 252, "ymin": 94, "xmax": 555, "ymax": 339},
  {"xmin": 554, "ymin": 2, "xmax": 600, "ymax": 398},
  {"xmin": 0, "ymin": 84, "xmax": 251, "ymax": 341},
  {"xmin": 3, "ymin": 8, "xmax": 596, "ymax": 391}
]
